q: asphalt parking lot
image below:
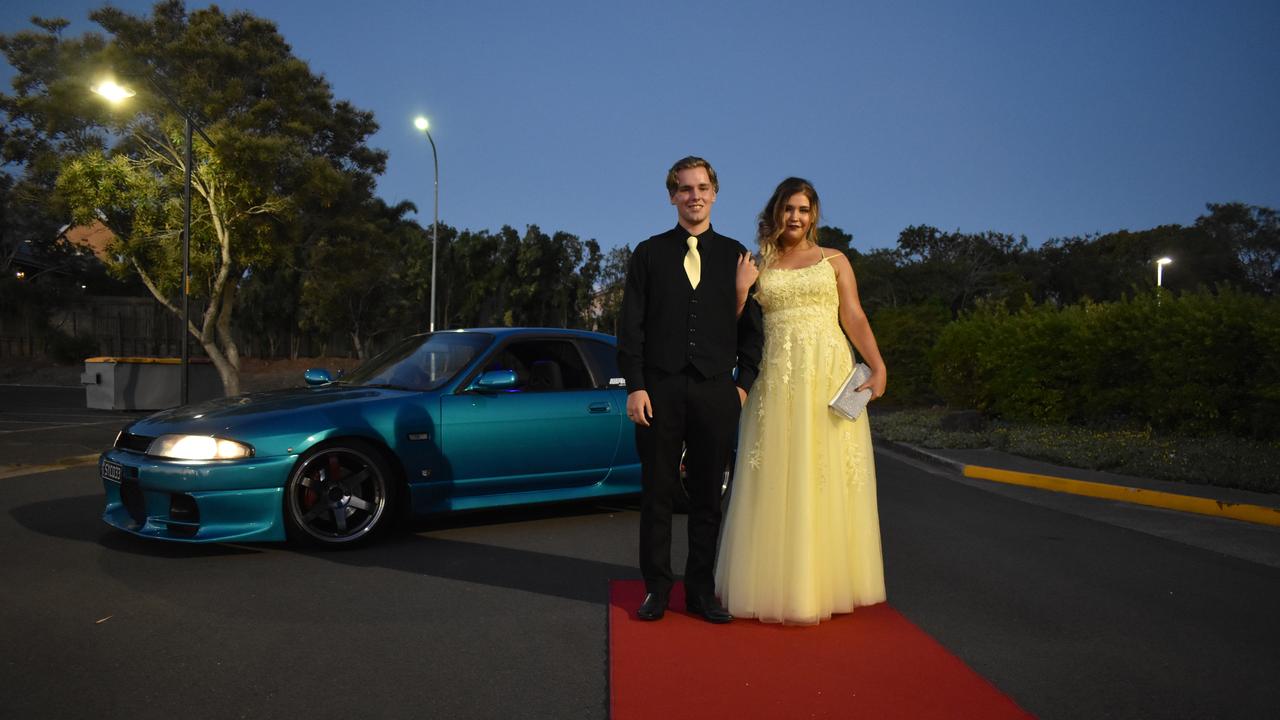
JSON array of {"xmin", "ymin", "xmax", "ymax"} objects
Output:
[
  {"xmin": 0, "ymin": 384, "xmax": 645, "ymax": 718},
  {"xmin": 4, "ymin": 384, "xmax": 1280, "ymax": 719}
]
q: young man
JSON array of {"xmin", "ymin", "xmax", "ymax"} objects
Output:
[{"xmin": 617, "ymin": 156, "xmax": 762, "ymax": 623}]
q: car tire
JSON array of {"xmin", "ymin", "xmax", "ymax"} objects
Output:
[{"xmin": 284, "ymin": 439, "xmax": 397, "ymax": 547}]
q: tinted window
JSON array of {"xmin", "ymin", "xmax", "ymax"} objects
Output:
[
  {"xmin": 579, "ymin": 339, "xmax": 626, "ymax": 389},
  {"xmin": 480, "ymin": 339, "xmax": 593, "ymax": 392},
  {"xmin": 344, "ymin": 332, "xmax": 490, "ymax": 391}
]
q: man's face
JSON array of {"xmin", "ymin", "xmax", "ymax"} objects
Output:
[{"xmin": 670, "ymin": 167, "xmax": 717, "ymax": 228}]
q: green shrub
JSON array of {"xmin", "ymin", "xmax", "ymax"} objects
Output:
[
  {"xmin": 870, "ymin": 301, "xmax": 950, "ymax": 405},
  {"xmin": 931, "ymin": 289, "xmax": 1280, "ymax": 439}
]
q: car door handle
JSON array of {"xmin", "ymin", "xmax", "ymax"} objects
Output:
[{"xmin": 588, "ymin": 402, "xmax": 611, "ymax": 414}]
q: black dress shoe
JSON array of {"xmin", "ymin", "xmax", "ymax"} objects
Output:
[
  {"xmin": 685, "ymin": 594, "xmax": 733, "ymax": 624},
  {"xmin": 637, "ymin": 592, "xmax": 668, "ymax": 621}
]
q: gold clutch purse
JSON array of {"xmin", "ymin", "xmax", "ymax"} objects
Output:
[{"xmin": 828, "ymin": 362, "xmax": 873, "ymax": 421}]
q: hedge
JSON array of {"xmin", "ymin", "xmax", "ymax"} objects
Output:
[{"xmin": 929, "ymin": 289, "xmax": 1280, "ymax": 439}]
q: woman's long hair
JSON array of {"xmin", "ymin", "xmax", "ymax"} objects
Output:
[{"xmin": 757, "ymin": 177, "xmax": 821, "ymax": 265}]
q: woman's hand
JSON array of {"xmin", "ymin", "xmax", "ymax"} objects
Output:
[
  {"xmin": 736, "ymin": 252, "xmax": 759, "ymax": 295},
  {"xmin": 856, "ymin": 367, "xmax": 887, "ymax": 400}
]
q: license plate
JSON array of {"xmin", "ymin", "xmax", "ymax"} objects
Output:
[{"xmin": 101, "ymin": 459, "xmax": 123, "ymax": 482}]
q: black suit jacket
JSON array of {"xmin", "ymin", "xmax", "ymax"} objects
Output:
[{"xmin": 617, "ymin": 224, "xmax": 763, "ymax": 393}]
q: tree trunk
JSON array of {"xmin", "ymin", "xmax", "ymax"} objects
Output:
[{"xmin": 201, "ymin": 336, "xmax": 241, "ymax": 396}]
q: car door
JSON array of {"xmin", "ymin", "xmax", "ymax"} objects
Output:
[
  {"xmin": 574, "ymin": 336, "xmax": 636, "ymax": 468},
  {"xmin": 437, "ymin": 337, "xmax": 623, "ymax": 496}
]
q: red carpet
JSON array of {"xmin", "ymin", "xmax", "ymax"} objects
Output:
[{"xmin": 609, "ymin": 580, "xmax": 1034, "ymax": 719}]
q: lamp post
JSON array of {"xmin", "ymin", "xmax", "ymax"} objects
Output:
[
  {"xmin": 413, "ymin": 115, "xmax": 439, "ymax": 332},
  {"xmin": 1156, "ymin": 257, "xmax": 1173, "ymax": 287},
  {"xmin": 92, "ymin": 78, "xmax": 215, "ymax": 406}
]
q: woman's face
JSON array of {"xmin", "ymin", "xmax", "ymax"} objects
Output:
[{"xmin": 779, "ymin": 191, "xmax": 813, "ymax": 245}]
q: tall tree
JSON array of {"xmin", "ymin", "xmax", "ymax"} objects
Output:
[
  {"xmin": 817, "ymin": 225, "xmax": 853, "ymax": 252},
  {"xmin": 510, "ymin": 225, "xmax": 585, "ymax": 327},
  {"xmin": 4, "ymin": 2, "xmax": 387, "ymax": 394},
  {"xmin": 1196, "ymin": 202, "xmax": 1279, "ymax": 296},
  {"xmin": 573, "ymin": 238, "xmax": 603, "ymax": 329},
  {"xmin": 299, "ymin": 198, "xmax": 422, "ymax": 359},
  {"xmin": 893, "ymin": 225, "xmax": 1029, "ymax": 314},
  {"xmin": 592, "ymin": 245, "xmax": 631, "ymax": 335},
  {"xmin": 440, "ymin": 227, "xmax": 513, "ymax": 329}
]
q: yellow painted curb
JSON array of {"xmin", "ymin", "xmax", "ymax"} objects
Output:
[
  {"xmin": 962, "ymin": 465, "xmax": 1280, "ymax": 528},
  {"xmin": 0, "ymin": 454, "xmax": 100, "ymax": 480}
]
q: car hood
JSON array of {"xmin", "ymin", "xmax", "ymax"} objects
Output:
[{"xmin": 123, "ymin": 385, "xmax": 430, "ymax": 453}]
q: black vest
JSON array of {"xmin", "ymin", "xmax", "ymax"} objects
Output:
[{"xmin": 617, "ymin": 225, "xmax": 762, "ymax": 392}]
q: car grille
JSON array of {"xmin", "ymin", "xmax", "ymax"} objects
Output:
[
  {"xmin": 116, "ymin": 432, "xmax": 155, "ymax": 454},
  {"xmin": 120, "ymin": 480, "xmax": 146, "ymax": 524}
]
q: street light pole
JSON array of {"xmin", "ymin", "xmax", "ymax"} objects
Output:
[
  {"xmin": 414, "ymin": 116, "xmax": 439, "ymax": 332},
  {"xmin": 1156, "ymin": 257, "xmax": 1173, "ymax": 287},
  {"xmin": 182, "ymin": 115, "xmax": 192, "ymax": 404},
  {"xmin": 93, "ymin": 77, "xmax": 214, "ymax": 406}
]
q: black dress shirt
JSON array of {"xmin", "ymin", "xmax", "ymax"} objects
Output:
[{"xmin": 617, "ymin": 224, "xmax": 763, "ymax": 393}]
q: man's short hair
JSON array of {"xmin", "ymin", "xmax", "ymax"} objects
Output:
[{"xmin": 666, "ymin": 156, "xmax": 719, "ymax": 197}]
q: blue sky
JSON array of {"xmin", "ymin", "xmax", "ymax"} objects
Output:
[{"xmin": 3, "ymin": 0, "xmax": 1278, "ymax": 253}]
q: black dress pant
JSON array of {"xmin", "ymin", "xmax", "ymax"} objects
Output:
[{"xmin": 636, "ymin": 366, "xmax": 740, "ymax": 596}]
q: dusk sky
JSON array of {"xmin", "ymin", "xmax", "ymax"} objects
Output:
[{"xmin": 3, "ymin": 0, "xmax": 1278, "ymax": 254}]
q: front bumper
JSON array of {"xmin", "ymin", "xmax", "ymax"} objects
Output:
[{"xmin": 100, "ymin": 449, "xmax": 298, "ymax": 543}]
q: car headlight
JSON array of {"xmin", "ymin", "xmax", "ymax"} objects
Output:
[{"xmin": 146, "ymin": 434, "xmax": 254, "ymax": 460}]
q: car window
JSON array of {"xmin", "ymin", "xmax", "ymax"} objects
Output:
[
  {"xmin": 345, "ymin": 332, "xmax": 490, "ymax": 391},
  {"xmin": 481, "ymin": 339, "xmax": 594, "ymax": 392},
  {"xmin": 578, "ymin": 339, "xmax": 626, "ymax": 389}
]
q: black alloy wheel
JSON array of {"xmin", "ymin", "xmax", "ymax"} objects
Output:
[{"xmin": 284, "ymin": 439, "xmax": 395, "ymax": 546}]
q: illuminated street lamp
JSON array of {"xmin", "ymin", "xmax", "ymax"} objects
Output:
[
  {"xmin": 413, "ymin": 115, "xmax": 440, "ymax": 332},
  {"xmin": 1156, "ymin": 257, "xmax": 1173, "ymax": 287},
  {"xmin": 92, "ymin": 77, "xmax": 215, "ymax": 405}
]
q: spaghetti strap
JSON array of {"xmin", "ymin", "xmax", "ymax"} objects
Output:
[{"xmin": 820, "ymin": 250, "xmax": 838, "ymax": 263}]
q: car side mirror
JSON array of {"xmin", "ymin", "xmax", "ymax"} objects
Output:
[
  {"xmin": 303, "ymin": 368, "xmax": 333, "ymax": 386},
  {"xmin": 470, "ymin": 369, "xmax": 518, "ymax": 392}
]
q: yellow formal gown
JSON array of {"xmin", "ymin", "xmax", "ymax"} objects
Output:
[{"xmin": 715, "ymin": 254, "xmax": 886, "ymax": 624}]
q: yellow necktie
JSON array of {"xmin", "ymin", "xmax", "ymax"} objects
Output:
[{"xmin": 684, "ymin": 236, "xmax": 701, "ymax": 289}]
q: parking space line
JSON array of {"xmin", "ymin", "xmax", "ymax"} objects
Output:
[
  {"xmin": 0, "ymin": 454, "xmax": 100, "ymax": 480},
  {"xmin": 0, "ymin": 413, "xmax": 139, "ymax": 421},
  {"xmin": 0, "ymin": 420, "xmax": 125, "ymax": 435},
  {"xmin": 0, "ymin": 418, "xmax": 110, "ymax": 425}
]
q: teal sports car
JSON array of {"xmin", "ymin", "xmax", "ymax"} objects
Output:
[{"xmin": 99, "ymin": 328, "xmax": 640, "ymax": 546}]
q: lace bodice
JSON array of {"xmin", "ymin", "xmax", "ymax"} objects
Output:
[
  {"xmin": 756, "ymin": 257, "xmax": 840, "ymax": 331},
  {"xmin": 752, "ymin": 255, "xmax": 851, "ymax": 396}
]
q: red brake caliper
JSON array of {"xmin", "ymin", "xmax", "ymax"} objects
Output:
[
  {"xmin": 303, "ymin": 474, "xmax": 318, "ymax": 509},
  {"xmin": 328, "ymin": 455, "xmax": 343, "ymax": 492},
  {"xmin": 302, "ymin": 455, "xmax": 342, "ymax": 509}
]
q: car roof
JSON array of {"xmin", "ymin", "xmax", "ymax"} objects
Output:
[{"xmin": 443, "ymin": 327, "xmax": 616, "ymax": 343}]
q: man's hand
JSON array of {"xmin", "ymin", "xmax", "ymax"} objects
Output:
[
  {"xmin": 626, "ymin": 390, "xmax": 653, "ymax": 426},
  {"xmin": 737, "ymin": 386, "xmax": 747, "ymax": 406}
]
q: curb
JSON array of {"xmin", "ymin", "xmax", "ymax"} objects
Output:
[
  {"xmin": 0, "ymin": 454, "xmax": 100, "ymax": 481},
  {"xmin": 877, "ymin": 439, "xmax": 965, "ymax": 475},
  {"xmin": 878, "ymin": 439, "xmax": 1280, "ymax": 529}
]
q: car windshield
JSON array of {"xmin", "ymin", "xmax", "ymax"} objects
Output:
[{"xmin": 342, "ymin": 332, "xmax": 491, "ymax": 391}]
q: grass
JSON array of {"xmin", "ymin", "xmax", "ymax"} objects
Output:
[{"xmin": 872, "ymin": 408, "xmax": 1280, "ymax": 495}]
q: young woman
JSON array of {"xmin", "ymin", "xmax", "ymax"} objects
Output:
[{"xmin": 714, "ymin": 177, "xmax": 888, "ymax": 624}]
